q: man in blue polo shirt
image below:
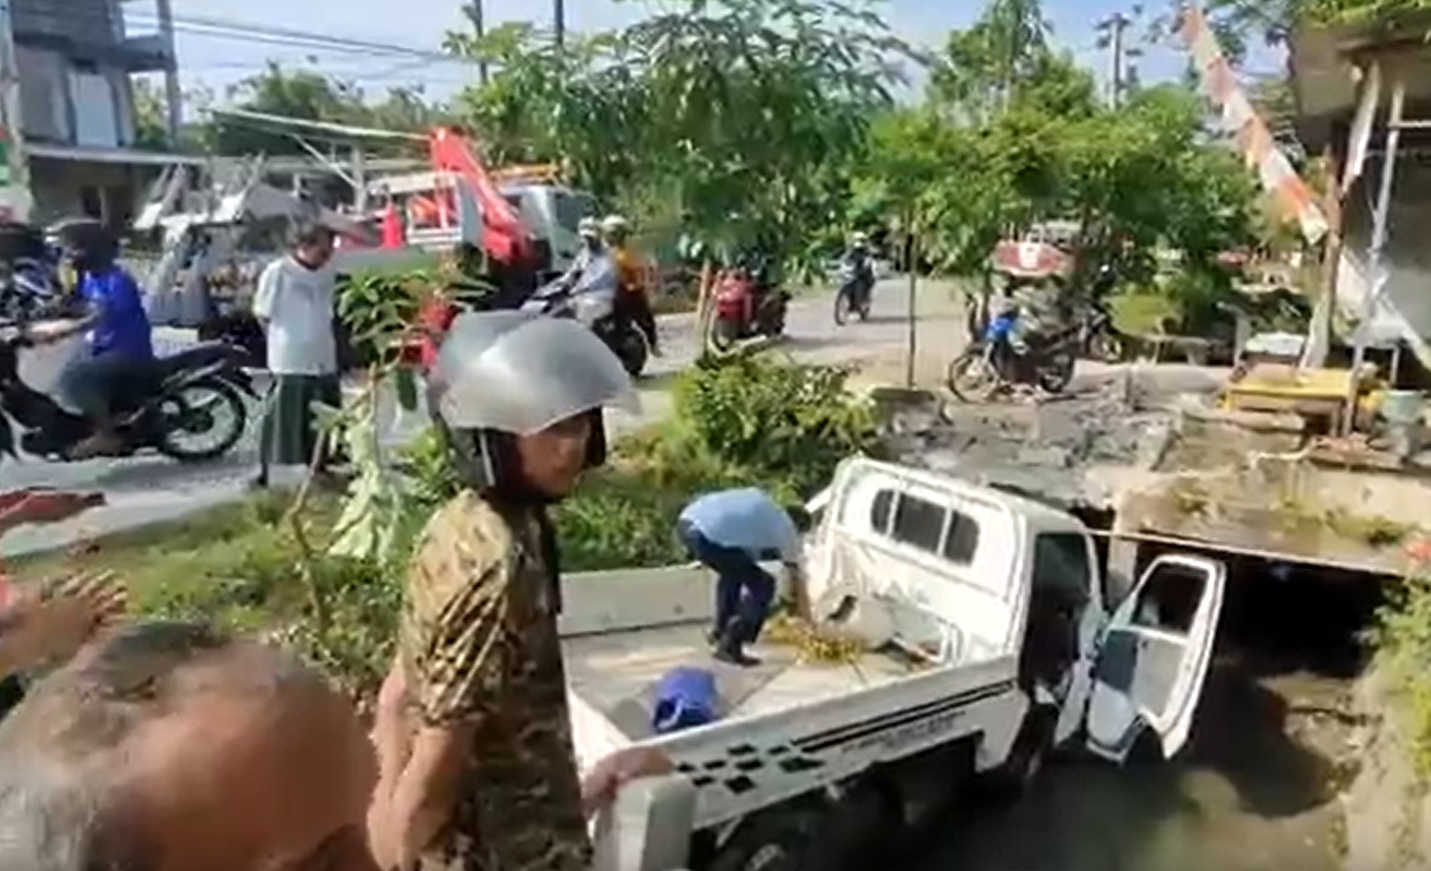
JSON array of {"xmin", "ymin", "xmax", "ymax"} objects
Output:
[
  {"xmin": 678, "ymin": 488, "xmax": 811, "ymax": 667},
  {"xmin": 36, "ymin": 222, "xmax": 154, "ymax": 459}
]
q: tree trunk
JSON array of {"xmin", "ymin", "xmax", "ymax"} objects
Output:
[{"xmin": 696, "ymin": 257, "xmax": 716, "ymax": 356}]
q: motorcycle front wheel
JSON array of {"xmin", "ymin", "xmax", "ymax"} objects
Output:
[
  {"xmin": 946, "ymin": 348, "xmax": 1004, "ymax": 403},
  {"xmin": 1088, "ymin": 331, "xmax": 1125, "ymax": 363},
  {"xmin": 1037, "ymin": 353, "xmax": 1077, "ymax": 394},
  {"xmin": 614, "ymin": 327, "xmax": 649, "ymax": 378},
  {"xmin": 154, "ymin": 378, "xmax": 248, "ymax": 462},
  {"xmin": 710, "ymin": 316, "xmax": 741, "ymax": 352},
  {"xmin": 834, "ymin": 288, "xmax": 852, "ymax": 326}
]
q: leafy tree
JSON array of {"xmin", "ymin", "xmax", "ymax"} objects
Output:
[
  {"xmin": 203, "ymin": 64, "xmax": 445, "ymax": 156},
  {"xmin": 132, "ymin": 79, "xmax": 171, "ymax": 149},
  {"xmin": 448, "ymin": 0, "xmax": 905, "ymax": 271},
  {"xmin": 929, "ymin": 0, "xmax": 1063, "ymax": 120},
  {"xmin": 1173, "ymin": 0, "xmax": 1431, "ymax": 68}
]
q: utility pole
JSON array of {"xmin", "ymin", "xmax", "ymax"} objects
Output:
[
  {"xmin": 463, "ymin": 2, "xmax": 489, "ymax": 85},
  {"xmin": 554, "ymin": 0, "xmax": 566, "ymax": 48},
  {"xmin": 1096, "ymin": 12, "xmax": 1130, "ymax": 109},
  {"xmin": 1096, "ymin": 8, "xmax": 1142, "ymax": 110}
]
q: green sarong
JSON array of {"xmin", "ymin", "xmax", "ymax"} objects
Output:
[{"xmin": 258, "ymin": 374, "xmax": 341, "ymax": 468}]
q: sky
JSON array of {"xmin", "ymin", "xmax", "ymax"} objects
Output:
[{"xmin": 142, "ymin": 0, "xmax": 1285, "ymax": 110}]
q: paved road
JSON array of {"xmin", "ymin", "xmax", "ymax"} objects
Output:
[{"xmin": 0, "ymin": 278, "xmax": 966, "ymax": 555}]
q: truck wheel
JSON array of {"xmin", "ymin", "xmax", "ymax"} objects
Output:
[
  {"xmin": 983, "ymin": 707, "xmax": 1056, "ymax": 800},
  {"xmin": 820, "ymin": 783, "xmax": 899, "ymax": 869},
  {"xmin": 708, "ymin": 804, "xmax": 826, "ymax": 871}
]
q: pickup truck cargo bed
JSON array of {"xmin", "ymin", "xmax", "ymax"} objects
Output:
[{"xmin": 564, "ymin": 621, "xmax": 921, "ymax": 740}]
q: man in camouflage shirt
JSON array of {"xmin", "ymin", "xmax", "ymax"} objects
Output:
[{"xmin": 367, "ymin": 312, "xmax": 668, "ymax": 871}]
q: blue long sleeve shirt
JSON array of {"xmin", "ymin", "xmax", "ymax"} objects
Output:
[{"xmin": 679, "ymin": 488, "xmax": 800, "ymax": 563}]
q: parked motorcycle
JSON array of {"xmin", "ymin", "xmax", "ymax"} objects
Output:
[
  {"xmin": 0, "ymin": 222, "xmax": 67, "ymax": 322},
  {"xmin": 1077, "ymin": 298, "xmax": 1126, "ymax": 363},
  {"xmin": 833, "ymin": 259, "xmax": 873, "ymax": 326},
  {"xmin": 0, "ymin": 319, "xmax": 255, "ymax": 463},
  {"xmin": 945, "ymin": 308, "xmax": 1075, "ymax": 403},
  {"xmin": 522, "ymin": 280, "xmax": 649, "ymax": 377},
  {"xmin": 710, "ymin": 266, "xmax": 789, "ymax": 350}
]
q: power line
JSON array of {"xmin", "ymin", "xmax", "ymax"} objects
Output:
[{"xmin": 16, "ymin": 5, "xmax": 471, "ymax": 65}]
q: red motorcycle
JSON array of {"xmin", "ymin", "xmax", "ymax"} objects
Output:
[{"xmin": 710, "ymin": 266, "xmax": 789, "ymax": 350}]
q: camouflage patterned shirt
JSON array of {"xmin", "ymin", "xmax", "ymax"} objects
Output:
[{"xmin": 400, "ymin": 490, "xmax": 590, "ymax": 871}]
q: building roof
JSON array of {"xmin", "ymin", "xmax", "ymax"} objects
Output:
[
  {"xmin": 1289, "ymin": 13, "xmax": 1431, "ymax": 150},
  {"xmin": 26, "ymin": 142, "xmax": 205, "ymax": 167}
]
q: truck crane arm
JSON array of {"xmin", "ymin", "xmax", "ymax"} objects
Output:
[{"xmin": 427, "ymin": 127, "xmax": 533, "ymax": 267}]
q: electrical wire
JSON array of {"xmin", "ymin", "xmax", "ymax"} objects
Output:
[{"xmin": 13, "ymin": 4, "xmax": 476, "ymax": 65}]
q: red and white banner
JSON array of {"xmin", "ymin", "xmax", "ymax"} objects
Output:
[{"xmin": 1179, "ymin": 4, "xmax": 1330, "ymax": 244}]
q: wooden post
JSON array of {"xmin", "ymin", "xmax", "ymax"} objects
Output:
[
  {"xmin": 695, "ymin": 257, "xmax": 715, "ymax": 356},
  {"xmin": 1303, "ymin": 146, "xmax": 1344, "ymax": 369},
  {"xmin": 905, "ymin": 216, "xmax": 919, "ymax": 389}
]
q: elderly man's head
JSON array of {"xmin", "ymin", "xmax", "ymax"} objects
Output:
[{"xmin": 0, "ymin": 621, "xmax": 377, "ymax": 871}]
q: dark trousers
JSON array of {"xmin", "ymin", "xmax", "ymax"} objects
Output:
[
  {"xmin": 616, "ymin": 291, "xmax": 659, "ymax": 350},
  {"xmin": 57, "ymin": 349, "xmax": 143, "ymax": 418},
  {"xmin": 257, "ymin": 373, "xmax": 342, "ymax": 483},
  {"xmin": 679, "ymin": 520, "xmax": 775, "ymax": 651}
]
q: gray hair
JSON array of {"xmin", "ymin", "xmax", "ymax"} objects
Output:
[
  {"xmin": 0, "ymin": 758, "xmax": 108, "ymax": 871},
  {"xmin": 0, "ymin": 621, "xmax": 321, "ymax": 871}
]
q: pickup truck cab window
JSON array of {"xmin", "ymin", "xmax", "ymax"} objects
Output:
[
  {"xmin": 892, "ymin": 494, "xmax": 945, "ymax": 552},
  {"xmin": 868, "ymin": 488, "xmax": 981, "ymax": 566},
  {"xmin": 1031, "ymin": 533, "xmax": 1092, "ymax": 600},
  {"xmin": 1129, "ymin": 563, "xmax": 1205, "ymax": 634}
]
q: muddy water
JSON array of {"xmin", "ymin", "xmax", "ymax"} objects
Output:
[
  {"xmin": 923, "ymin": 564, "xmax": 1374, "ymax": 871},
  {"xmin": 924, "ymin": 666, "xmax": 1357, "ymax": 871}
]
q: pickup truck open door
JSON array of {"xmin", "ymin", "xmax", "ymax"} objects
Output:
[{"xmin": 1083, "ymin": 554, "xmax": 1227, "ymax": 763}]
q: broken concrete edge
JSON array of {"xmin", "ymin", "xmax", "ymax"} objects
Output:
[{"xmin": 0, "ymin": 485, "xmax": 252, "ymax": 562}]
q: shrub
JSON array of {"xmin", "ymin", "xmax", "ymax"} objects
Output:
[
  {"xmin": 1371, "ymin": 546, "xmax": 1431, "ymax": 777},
  {"xmin": 673, "ymin": 351, "xmax": 880, "ymax": 495}
]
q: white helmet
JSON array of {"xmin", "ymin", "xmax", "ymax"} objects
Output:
[
  {"xmin": 601, "ymin": 214, "xmax": 630, "ymax": 235},
  {"xmin": 578, "ymin": 217, "xmax": 600, "ymax": 239},
  {"xmin": 432, "ymin": 310, "xmax": 639, "ymax": 436},
  {"xmin": 851, "ymin": 231, "xmax": 869, "ymax": 247}
]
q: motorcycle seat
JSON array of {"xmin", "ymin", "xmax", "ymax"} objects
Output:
[{"xmin": 145, "ymin": 342, "xmax": 242, "ymax": 383}]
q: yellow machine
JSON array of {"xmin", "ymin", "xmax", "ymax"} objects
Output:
[{"xmin": 1221, "ymin": 363, "xmax": 1385, "ymax": 433}]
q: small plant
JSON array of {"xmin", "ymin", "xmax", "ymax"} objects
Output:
[{"xmin": 1371, "ymin": 538, "xmax": 1431, "ymax": 779}]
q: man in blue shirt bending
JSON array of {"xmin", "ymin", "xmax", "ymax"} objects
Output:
[
  {"xmin": 678, "ymin": 488, "xmax": 812, "ymax": 667},
  {"xmin": 34, "ymin": 223, "xmax": 154, "ymax": 459}
]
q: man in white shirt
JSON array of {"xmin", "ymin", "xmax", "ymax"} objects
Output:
[{"xmin": 250, "ymin": 221, "xmax": 341, "ymax": 489}]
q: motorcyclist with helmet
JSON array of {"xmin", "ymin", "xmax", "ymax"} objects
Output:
[
  {"xmin": 841, "ymin": 231, "xmax": 877, "ymax": 309},
  {"xmin": 366, "ymin": 310, "xmax": 670, "ymax": 871},
  {"xmin": 602, "ymin": 214, "xmax": 660, "ymax": 356},
  {"xmin": 28, "ymin": 221, "xmax": 154, "ymax": 459},
  {"xmin": 549, "ymin": 216, "xmax": 606, "ymax": 291}
]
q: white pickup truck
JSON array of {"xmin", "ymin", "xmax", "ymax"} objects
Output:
[{"xmin": 572, "ymin": 457, "xmax": 1227, "ymax": 870}]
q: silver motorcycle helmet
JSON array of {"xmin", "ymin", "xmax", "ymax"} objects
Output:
[{"xmin": 428, "ymin": 310, "xmax": 640, "ymax": 491}]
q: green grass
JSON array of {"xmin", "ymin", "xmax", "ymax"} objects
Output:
[{"xmin": 7, "ymin": 492, "xmax": 343, "ymax": 636}]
